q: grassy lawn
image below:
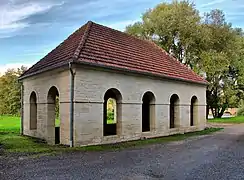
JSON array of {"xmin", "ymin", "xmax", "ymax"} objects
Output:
[
  {"xmin": 107, "ymin": 119, "xmax": 116, "ymax": 124},
  {"xmin": 0, "ymin": 116, "xmax": 20, "ymax": 132},
  {"xmin": 0, "ymin": 115, "xmax": 223, "ymax": 157},
  {"xmin": 208, "ymin": 116, "xmax": 244, "ymax": 124}
]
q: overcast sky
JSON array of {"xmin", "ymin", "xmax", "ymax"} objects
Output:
[{"xmin": 0, "ymin": 0, "xmax": 243, "ymax": 73}]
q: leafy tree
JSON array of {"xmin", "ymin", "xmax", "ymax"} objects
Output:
[
  {"xmin": 126, "ymin": 1, "xmax": 244, "ymax": 118},
  {"xmin": 202, "ymin": 10, "xmax": 243, "ymax": 118},
  {"xmin": 126, "ymin": 0, "xmax": 204, "ymax": 68},
  {"xmin": 0, "ymin": 66, "xmax": 27, "ymax": 115}
]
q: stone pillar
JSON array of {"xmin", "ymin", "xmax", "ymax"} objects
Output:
[{"xmin": 46, "ymin": 102, "xmax": 55, "ymax": 144}]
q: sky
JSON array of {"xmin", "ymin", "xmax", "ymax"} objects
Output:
[{"xmin": 0, "ymin": 0, "xmax": 244, "ymax": 74}]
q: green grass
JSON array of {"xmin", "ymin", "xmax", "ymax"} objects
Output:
[
  {"xmin": 0, "ymin": 115, "xmax": 223, "ymax": 157},
  {"xmin": 0, "ymin": 116, "xmax": 64, "ymax": 155},
  {"xmin": 0, "ymin": 116, "xmax": 60, "ymax": 129},
  {"xmin": 55, "ymin": 119, "xmax": 60, "ymax": 127},
  {"xmin": 107, "ymin": 119, "xmax": 116, "ymax": 124},
  {"xmin": 208, "ymin": 116, "xmax": 244, "ymax": 124},
  {"xmin": 0, "ymin": 116, "xmax": 20, "ymax": 132},
  {"xmin": 81, "ymin": 127, "xmax": 223, "ymax": 151}
]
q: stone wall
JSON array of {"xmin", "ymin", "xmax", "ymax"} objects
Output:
[
  {"xmin": 73, "ymin": 66, "xmax": 207, "ymax": 146},
  {"xmin": 22, "ymin": 69, "xmax": 71, "ymax": 145},
  {"xmin": 22, "ymin": 65, "xmax": 206, "ymax": 146}
]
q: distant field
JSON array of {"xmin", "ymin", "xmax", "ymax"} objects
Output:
[
  {"xmin": 208, "ymin": 116, "xmax": 244, "ymax": 124},
  {"xmin": 0, "ymin": 116, "xmax": 60, "ymax": 131},
  {"xmin": 0, "ymin": 116, "xmax": 20, "ymax": 132}
]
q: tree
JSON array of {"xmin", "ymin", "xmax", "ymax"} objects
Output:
[
  {"xmin": 0, "ymin": 66, "xmax": 27, "ymax": 115},
  {"xmin": 202, "ymin": 10, "xmax": 243, "ymax": 118},
  {"xmin": 126, "ymin": 0, "xmax": 204, "ymax": 68},
  {"xmin": 125, "ymin": 1, "xmax": 244, "ymax": 118}
]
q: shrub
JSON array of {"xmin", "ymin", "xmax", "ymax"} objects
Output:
[
  {"xmin": 237, "ymin": 107, "xmax": 244, "ymax": 116},
  {"xmin": 107, "ymin": 110, "xmax": 114, "ymax": 121}
]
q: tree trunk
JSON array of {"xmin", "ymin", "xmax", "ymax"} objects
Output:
[
  {"xmin": 217, "ymin": 104, "xmax": 227, "ymax": 118},
  {"xmin": 206, "ymin": 105, "xmax": 209, "ymax": 119},
  {"xmin": 211, "ymin": 107, "xmax": 216, "ymax": 118}
]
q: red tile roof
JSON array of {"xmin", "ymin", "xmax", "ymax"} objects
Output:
[{"xmin": 20, "ymin": 21, "xmax": 207, "ymax": 84}]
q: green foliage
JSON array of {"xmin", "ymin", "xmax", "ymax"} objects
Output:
[
  {"xmin": 107, "ymin": 110, "xmax": 116, "ymax": 124},
  {"xmin": 55, "ymin": 96, "xmax": 60, "ymax": 119},
  {"xmin": 237, "ymin": 100, "xmax": 244, "ymax": 116},
  {"xmin": 126, "ymin": 0, "xmax": 202, "ymax": 67},
  {"xmin": 202, "ymin": 10, "xmax": 243, "ymax": 118},
  {"xmin": 237, "ymin": 108, "xmax": 244, "ymax": 116},
  {"xmin": 125, "ymin": 1, "xmax": 244, "ymax": 118},
  {"xmin": 107, "ymin": 98, "xmax": 116, "ymax": 124},
  {"xmin": 107, "ymin": 110, "xmax": 114, "ymax": 121},
  {"xmin": 0, "ymin": 66, "xmax": 27, "ymax": 116}
]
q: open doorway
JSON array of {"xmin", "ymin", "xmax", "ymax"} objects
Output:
[
  {"xmin": 170, "ymin": 94, "xmax": 180, "ymax": 128},
  {"xmin": 103, "ymin": 88, "xmax": 122, "ymax": 136},
  {"xmin": 47, "ymin": 86, "xmax": 60, "ymax": 144},
  {"xmin": 190, "ymin": 96, "xmax": 198, "ymax": 126},
  {"xmin": 29, "ymin": 91, "xmax": 37, "ymax": 130},
  {"xmin": 142, "ymin": 91, "xmax": 155, "ymax": 132}
]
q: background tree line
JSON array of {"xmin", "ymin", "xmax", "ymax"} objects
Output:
[
  {"xmin": 126, "ymin": 0, "xmax": 244, "ymax": 118},
  {"xmin": 0, "ymin": 66, "xmax": 60, "ymax": 118},
  {"xmin": 0, "ymin": 66, "xmax": 27, "ymax": 116}
]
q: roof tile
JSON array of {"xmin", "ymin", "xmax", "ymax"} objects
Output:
[{"xmin": 21, "ymin": 21, "xmax": 207, "ymax": 84}]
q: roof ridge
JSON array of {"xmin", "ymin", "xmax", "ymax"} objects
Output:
[
  {"xmin": 91, "ymin": 21, "xmax": 160, "ymax": 47},
  {"xmin": 73, "ymin": 21, "xmax": 93, "ymax": 60}
]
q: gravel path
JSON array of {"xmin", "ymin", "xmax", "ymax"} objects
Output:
[{"xmin": 2, "ymin": 124, "xmax": 244, "ymax": 180}]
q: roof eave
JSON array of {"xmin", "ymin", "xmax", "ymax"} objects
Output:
[
  {"xmin": 18, "ymin": 59, "xmax": 208, "ymax": 86},
  {"xmin": 18, "ymin": 61, "xmax": 69, "ymax": 81}
]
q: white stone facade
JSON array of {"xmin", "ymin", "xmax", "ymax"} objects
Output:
[{"xmin": 22, "ymin": 65, "xmax": 207, "ymax": 147}]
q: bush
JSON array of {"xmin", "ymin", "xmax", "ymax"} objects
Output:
[
  {"xmin": 237, "ymin": 107, "xmax": 244, "ymax": 116},
  {"xmin": 107, "ymin": 110, "xmax": 114, "ymax": 121}
]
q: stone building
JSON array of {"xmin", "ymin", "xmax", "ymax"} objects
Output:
[{"xmin": 19, "ymin": 21, "xmax": 207, "ymax": 147}]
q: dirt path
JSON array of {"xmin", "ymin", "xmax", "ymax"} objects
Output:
[{"xmin": 2, "ymin": 124, "xmax": 244, "ymax": 180}]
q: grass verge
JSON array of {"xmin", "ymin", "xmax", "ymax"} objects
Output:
[
  {"xmin": 0, "ymin": 116, "xmax": 223, "ymax": 157},
  {"xmin": 208, "ymin": 116, "xmax": 244, "ymax": 124},
  {"xmin": 81, "ymin": 127, "xmax": 223, "ymax": 151}
]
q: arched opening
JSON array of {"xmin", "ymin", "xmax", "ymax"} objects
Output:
[
  {"xmin": 190, "ymin": 96, "xmax": 198, "ymax": 126},
  {"xmin": 170, "ymin": 94, "xmax": 180, "ymax": 129},
  {"xmin": 103, "ymin": 88, "xmax": 122, "ymax": 136},
  {"xmin": 47, "ymin": 86, "xmax": 60, "ymax": 144},
  {"xmin": 142, "ymin": 91, "xmax": 155, "ymax": 132},
  {"xmin": 30, "ymin": 91, "xmax": 37, "ymax": 130}
]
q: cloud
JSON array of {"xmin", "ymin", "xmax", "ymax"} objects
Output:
[
  {"xmin": 105, "ymin": 19, "xmax": 141, "ymax": 31},
  {"xmin": 0, "ymin": 1, "xmax": 64, "ymax": 38},
  {"xmin": 0, "ymin": 63, "xmax": 34, "ymax": 76},
  {"xmin": 0, "ymin": 0, "xmax": 158, "ymax": 39},
  {"xmin": 200, "ymin": 0, "xmax": 227, "ymax": 8}
]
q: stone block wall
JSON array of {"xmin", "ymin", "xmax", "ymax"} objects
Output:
[
  {"xmin": 22, "ymin": 65, "xmax": 206, "ymax": 147},
  {"xmin": 73, "ymin": 66, "xmax": 206, "ymax": 146},
  {"xmin": 22, "ymin": 69, "xmax": 70, "ymax": 145}
]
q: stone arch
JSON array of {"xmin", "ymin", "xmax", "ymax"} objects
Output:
[
  {"xmin": 103, "ymin": 88, "xmax": 122, "ymax": 136},
  {"xmin": 142, "ymin": 91, "xmax": 156, "ymax": 132},
  {"xmin": 170, "ymin": 94, "xmax": 180, "ymax": 128},
  {"xmin": 47, "ymin": 86, "xmax": 60, "ymax": 144},
  {"xmin": 29, "ymin": 91, "xmax": 37, "ymax": 130},
  {"xmin": 190, "ymin": 96, "xmax": 198, "ymax": 126}
]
